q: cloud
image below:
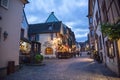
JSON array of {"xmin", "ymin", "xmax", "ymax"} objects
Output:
[
  {"xmin": 75, "ymin": 28, "xmax": 89, "ymax": 32},
  {"xmin": 27, "ymin": 16, "xmax": 39, "ymax": 24},
  {"xmin": 25, "ymin": 0, "xmax": 89, "ymax": 42},
  {"xmin": 74, "ymin": 28, "xmax": 89, "ymax": 40},
  {"xmin": 64, "ymin": 19, "xmax": 88, "ymax": 30},
  {"xmin": 75, "ymin": 32, "xmax": 88, "ymax": 38}
]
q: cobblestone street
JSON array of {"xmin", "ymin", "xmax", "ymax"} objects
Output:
[{"xmin": 3, "ymin": 54, "xmax": 120, "ymax": 80}]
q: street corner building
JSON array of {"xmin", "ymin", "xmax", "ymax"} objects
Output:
[{"xmin": 28, "ymin": 12, "xmax": 76, "ymax": 59}]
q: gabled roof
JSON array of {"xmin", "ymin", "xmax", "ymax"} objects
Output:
[
  {"xmin": 45, "ymin": 12, "xmax": 59, "ymax": 23},
  {"xmin": 28, "ymin": 21, "xmax": 62, "ymax": 35}
]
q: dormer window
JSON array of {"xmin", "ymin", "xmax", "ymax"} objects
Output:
[
  {"xmin": 48, "ymin": 26, "xmax": 53, "ymax": 30},
  {"xmin": 0, "ymin": 0, "xmax": 9, "ymax": 9}
]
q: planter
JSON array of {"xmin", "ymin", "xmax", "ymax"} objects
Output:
[{"xmin": 35, "ymin": 54, "xmax": 43, "ymax": 63}]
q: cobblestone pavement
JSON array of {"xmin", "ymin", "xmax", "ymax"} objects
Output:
[{"xmin": 3, "ymin": 54, "xmax": 120, "ymax": 80}]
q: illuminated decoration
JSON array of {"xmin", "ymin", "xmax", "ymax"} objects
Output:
[
  {"xmin": 52, "ymin": 37, "xmax": 70, "ymax": 53},
  {"xmin": 20, "ymin": 40, "xmax": 31, "ymax": 54},
  {"xmin": 52, "ymin": 38, "xmax": 62, "ymax": 46}
]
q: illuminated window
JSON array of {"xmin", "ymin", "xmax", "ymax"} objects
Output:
[{"xmin": 45, "ymin": 47, "xmax": 53, "ymax": 55}]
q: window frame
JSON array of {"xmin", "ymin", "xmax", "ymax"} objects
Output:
[
  {"xmin": 45, "ymin": 47, "xmax": 53, "ymax": 55},
  {"xmin": 106, "ymin": 40, "xmax": 115, "ymax": 58},
  {"xmin": 0, "ymin": 0, "xmax": 9, "ymax": 9}
]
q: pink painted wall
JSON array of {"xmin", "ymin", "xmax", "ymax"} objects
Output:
[{"xmin": 0, "ymin": 0, "xmax": 24, "ymax": 68}]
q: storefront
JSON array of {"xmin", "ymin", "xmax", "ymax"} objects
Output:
[{"xmin": 19, "ymin": 38, "xmax": 31, "ymax": 63}]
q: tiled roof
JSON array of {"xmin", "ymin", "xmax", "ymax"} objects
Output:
[
  {"xmin": 28, "ymin": 21, "xmax": 62, "ymax": 35},
  {"xmin": 45, "ymin": 12, "xmax": 59, "ymax": 23}
]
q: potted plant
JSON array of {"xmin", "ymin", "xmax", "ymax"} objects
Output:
[
  {"xmin": 35, "ymin": 54, "xmax": 43, "ymax": 63},
  {"xmin": 101, "ymin": 23, "xmax": 120, "ymax": 40}
]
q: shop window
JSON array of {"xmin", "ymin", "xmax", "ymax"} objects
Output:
[
  {"xmin": 45, "ymin": 47, "xmax": 53, "ymax": 55},
  {"xmin": 0, "ymin": 0, "xmax": 9, "ymax": 9},
  {"xmin": 106, "ymin": 40, "xmax": 115, "ymax": 58}
]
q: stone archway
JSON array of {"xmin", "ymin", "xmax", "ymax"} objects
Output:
[{"xmin": 45, "ymin": 47, "xmax": 53, "ymax": 55}]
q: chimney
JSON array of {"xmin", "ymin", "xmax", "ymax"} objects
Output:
[{"xmin": 51, "ymin": 12, "xmax": 54, "ymax": 14}]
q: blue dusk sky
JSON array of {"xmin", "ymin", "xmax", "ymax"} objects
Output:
[{"xmin": 24, "ymin": 0, "xmax": 89, "ymax": 42}]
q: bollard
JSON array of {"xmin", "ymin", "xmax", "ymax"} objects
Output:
[{"xmin": 7, "ymin": 61, "xmax": 15, "ymax": 75}]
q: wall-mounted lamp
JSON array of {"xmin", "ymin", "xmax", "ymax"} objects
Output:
[{"xmin": 3, "ymin": 31, "xmax": 8, "ymax": 41}]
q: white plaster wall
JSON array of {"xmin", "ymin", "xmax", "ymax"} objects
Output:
[
  {"xmin": 39, "ymin": 33, "xmax": 56, "ymax": 58},
  {"xmin": 0, "ymin": 0, "xmax": 23, "ymax": 68}
]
